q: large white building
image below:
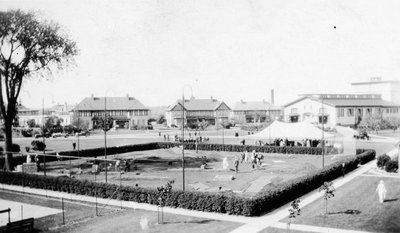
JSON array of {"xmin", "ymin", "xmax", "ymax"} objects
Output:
[
  {"xmin": 283, "ymin": 94, "xmax": 400, "ymax": 127},
  {"xmin": 351, "ymin": 77, "xmax": 400, "ymax": 103},
  {"xmin": 17, "ymin": 103, "xmax": 74, "ymax": 127}
]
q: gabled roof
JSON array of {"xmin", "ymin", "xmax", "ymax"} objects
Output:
[
  {"xmin": 74, "ymin": 97, "xmax": 148, "ymax": 111},
  {"xmin": 284, "ymin": 94, "xmax": 400, "ymax": 108},
  {"xmin": 322, "ymin": 98, "xmax": 400, "ymax": 107},
  {"xmin": 233, "ymin": 100, "xmax": 282, "ymax": 111},
  {"xmin": 167, "ymin": 98, "xmax": 230, "ymax": 111}
]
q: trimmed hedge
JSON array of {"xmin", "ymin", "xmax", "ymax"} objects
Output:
[
  {"xmin": 0, "ymin": 149, "xmax": 376, "ymax": 216},
  {"xmin": 59, "ymin": 142, "xmax": 160, "ymax": 157},
  {"xmin": 158, "ymin": 142, "xmax": 339, "ymax": 155}
]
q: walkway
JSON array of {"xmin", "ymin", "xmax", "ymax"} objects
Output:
[
  {"xmin": 229, "ymin": 161, "xmax": 376, "ymax": 233},
  {"xmin": 0, "ymin": 183, "xmax": 251, "ymax": 224}
]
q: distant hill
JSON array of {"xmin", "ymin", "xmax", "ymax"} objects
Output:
[{"xmin": 148, "ymin": 106, "xmax": 168, "ymax": 119}]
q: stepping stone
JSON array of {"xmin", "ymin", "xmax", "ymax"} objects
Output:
[{"xmin": 214, "ymin": 175, "xmax": 234, "ymax": 181}]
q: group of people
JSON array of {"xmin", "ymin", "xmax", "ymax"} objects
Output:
[
  {"xmin": 232, "ymin": 150, "xmax": 264, "ymax": 173},
  {"xmin": 254, "ymin": 138, "xmax": 326, "ymax": 148},
  {"xmin": 174, "ymin": 135, "xmax": 210, "ymax": 143}
]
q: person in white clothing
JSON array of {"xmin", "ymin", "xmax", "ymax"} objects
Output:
[{"xmin": 376, "ymin": 180, "xmax": 387, "ymax": 204}]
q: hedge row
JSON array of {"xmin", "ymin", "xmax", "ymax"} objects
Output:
[
  {"xmin": 157, "ymin": 142, "xmax": 339, "ymax": 155},
  {"xmin": 250, "ymin": 149, "xmax": 376, "ymax": 215},
  {"xmin": 0, "ymin": 149, "xmax": 375, "ymax": 216},
  {"xmin": 59, "ymin": 142, "xmax": 160, "ymax": 157}
]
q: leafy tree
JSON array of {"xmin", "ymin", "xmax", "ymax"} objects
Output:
[
  {"xmin": 384, "ymin": 117, "xmax": 400, "ymax": 132},
  {"xmin": 157, "ymin": 114, "xmax": 166, "ymax": 124},
  {"xmin": 359, "ymin": 113, "xmax": 383, "ymax": 134},
  {"xmin": 156, "ymin": 180, "xmax": 174, "ymax": 224},
  {"xmin": 287, "ymin": 199, "xmax": 301, "ymax": 233},
  {"xmin": 0, "ymin": 10, "xmax": 77, "ymax": 170},
  {"xmin": 319, "ymin": 182, "xmax": 335, "ymax": 215},
  {"xmin": 71, "ymin": 114, "xmax": 89, "ymax": 130},
  {"xmin": 26, "ymin": 119, "xmax": 36, "ymax": 128},
  {"xmin": 93, "ymin": 115, "xmax": 113, "ymax": 131}
]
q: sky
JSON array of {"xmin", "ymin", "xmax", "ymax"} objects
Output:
[{"xmin": 1, "ymin": 0, "xmax": 400, "ymax": 108}]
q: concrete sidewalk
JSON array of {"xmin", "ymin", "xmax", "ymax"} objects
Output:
[
  {"xmin": 229, "ymin": 161, "xmax": 376, "ymax": 233},
  {"xmin": 0, "ymin": 183, "xmax": 251, "ymax": 224}
]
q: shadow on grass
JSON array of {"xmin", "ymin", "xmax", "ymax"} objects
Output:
[
  {"xmin": 384, "ymin": 198, "xmax": 398, "ymax": 203},
  {"xmin": 328, "ymin": 209, "xmax": 361, "ymax": 215},
  {"xmin": 161, "ymin": 219, "xmax": 215, "ymax": 225}
]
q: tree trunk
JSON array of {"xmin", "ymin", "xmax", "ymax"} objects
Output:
[{"xmin": 4, "ymin": 119, "xmax": 13, "ymax": 171}]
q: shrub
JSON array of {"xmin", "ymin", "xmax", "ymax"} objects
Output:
[
  {"xmin": 11, "ymin": 144, "xmax": 20, "ymax": 153},
  {"xmin": 385, "ymin": 160, "xmax": 398, "ymax": 173},
  {"xmin": 157, "ymin": 142, "xmax": 338, "ymax": 155},
  {"xmin": 377, "ymin": 154, "xmax": 390, "ymax": 168},
  {"xmin": 31, "ymin": 140, "xmax": 46, "ymax": 151},
  {"xmin": 0, "ymin": 149, "xmax": 376, "ymax": 217}
]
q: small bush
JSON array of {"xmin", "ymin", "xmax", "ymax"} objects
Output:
[
  {"xmin": 377, "ymin": 154, "xmax": 390, "ymax": 168},
  {"xmin": 31, "ymin": 140, "xmax": 46, "ymax": 151},
  {"xmin": 11, "ymin": 144, "xmax": 20, "ymax": 153},
  {"xmin": 385, "ymin": 160, "xmax": 398, "ymax": 173}
]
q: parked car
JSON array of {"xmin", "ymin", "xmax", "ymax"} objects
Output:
[
  {"xmin": 34, "ymin": 132, "xmax": 51, "ymax": 138},
  {"xmin": 52, "ymin": 132, "xmax": 68, "ymax": 138},
  {"xmin": 353, "ymin": 131, "xmax": 369, "ymax": 140},
  {"xmin": 76, "ymin": 130, "xmax": 90, "ymax": 136}
]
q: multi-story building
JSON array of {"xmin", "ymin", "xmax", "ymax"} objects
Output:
[
  {"xmin": 74, "ymin": 95, "xmax": 150, "ymax": 129},
  {"xmin": 165, "ymin": 97, "xmax": 231, "ymax": 127},
  {"xmin": 351, "ymin": 77, "xmax": 400, "ymax": 103},
  {"xmin": 231, "ymin": 100, "xmax": 282, "ymax": 124},
  {"xmin": 283, "ymin": 94, "xmax": 400, "ymax": 127},
  {"xmin": 17, "ymin": 103, "xmax": 74, "ymax": 127}
]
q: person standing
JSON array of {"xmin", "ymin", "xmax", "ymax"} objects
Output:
[
  {"xmin": 376, "ymin": 180, "xmax": 387, "ymax": 203},
  {"xmin": 72, "ymin": 142, "xmax": 76, "ymax": 150},
  {"xmin": 234, "ymin": 157, "xmax": 239, "ymax": 173}
]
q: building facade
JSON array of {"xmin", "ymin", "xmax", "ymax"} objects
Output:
[
  {"xmin": 74, "ymin": 95, "xmax": 150, "ymax": 129},
  {"xmin": 165, "ymin": 97, "xmax": 231, "ymax": 127},
  {"xmin": 351, "ymin": 77, "xmax": 400, "ymax": 103},
  {"xmin": 284, "ymin": 94, "xmax": 400, "ymax": 127},
  {"xmin": 231, "ymin": 100, "xmax": 282, "ymax": 124},
  {"xmin": 17, "ymin": 103, "xmax": 74, "ymax": 127}
]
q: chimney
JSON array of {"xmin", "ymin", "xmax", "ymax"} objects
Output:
[
  {"xmin": 126, "ymin": 93, "xmax": 129, "ymax": 98},
  {"xmin": 91, "ymin": 94, "xmax": 94, "ymax": 99},
  {"xmin": 270, "ymin": 89, "xmax": 275, "ymax": 105},
  {"xmin": 210, "ymin": 96, "xmax": 213, "ymax": 101}
]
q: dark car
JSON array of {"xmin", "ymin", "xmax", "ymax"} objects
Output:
[
  {"xmin": 353, "ymin": 131, "xmax": 369, "ymax": 140},
  {"xmin": 34, "ymin": 132, "xmax": 51, "ymax": 138}
]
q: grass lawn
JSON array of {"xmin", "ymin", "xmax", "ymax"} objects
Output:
[
  {"xmin": 0, "ymin": 190, "xmax": 241, "ymax": 233},
  {"xmin": 278, "ymin": 176, "xmax": 400, "ymax": 233}
]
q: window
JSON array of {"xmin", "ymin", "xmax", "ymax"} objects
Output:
[
  {"xmin": 337, "ymin": 108, "xmax": 344, "ymax": 117},
  {"xmin": 291, "ymin": 108, "xmax": 298, "ymax": 114},
  {"xmin": 347, "ymin": 108, "xmax": 354, "ymax": 117},
  {"xmin": 319, "ymin": 116, "xmax": 328, "ymax": 124},
  {"xmin": 319, "ymin": 108, "xmax": 326, "ymax": 114}
]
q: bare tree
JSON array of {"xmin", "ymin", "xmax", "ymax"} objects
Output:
[{"xmin": 0, "ymin": 10, "xmax": 77, "ymax": 170}]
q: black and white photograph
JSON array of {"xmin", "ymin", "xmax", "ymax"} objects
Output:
[{"xmin": 0, "ymin": 0, "xmax": 399, "ymax": 232}]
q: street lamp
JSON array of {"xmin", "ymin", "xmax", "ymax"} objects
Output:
[
  {"xmin": 321, "ymin": 96, "xmax": 325, "ymax": 169},
  {"xmin": 103, "ymin": 89, "xmax": 115, "ymax": 183},
  {"xmin": 182, "ymin": 84, "xmax": 193, "ymax": 192}
]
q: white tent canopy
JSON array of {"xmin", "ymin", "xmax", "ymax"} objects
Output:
[{"xmin": 247, "ymin": 121, "xmax": 334, "ymax": 141}]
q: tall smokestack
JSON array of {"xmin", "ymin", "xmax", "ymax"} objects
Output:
[{"xmin": 270, "ymin": 89, "xmax": 275, "ymax": 105}]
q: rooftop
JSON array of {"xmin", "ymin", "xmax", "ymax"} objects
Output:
[
  {"xmin": 74, "ymin": 96, "xmax": 148, "ymax": 111},
  {"xmin": 285, "ymin": 94, "xmax": 400, "ymax": 108},
  {"xmin": 168, "ymin": 97, "xmax": 230, "ymax": 111},
  {"xmin": 233, "ymin": 100, "xmax": 282, "ymax": 111}
]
